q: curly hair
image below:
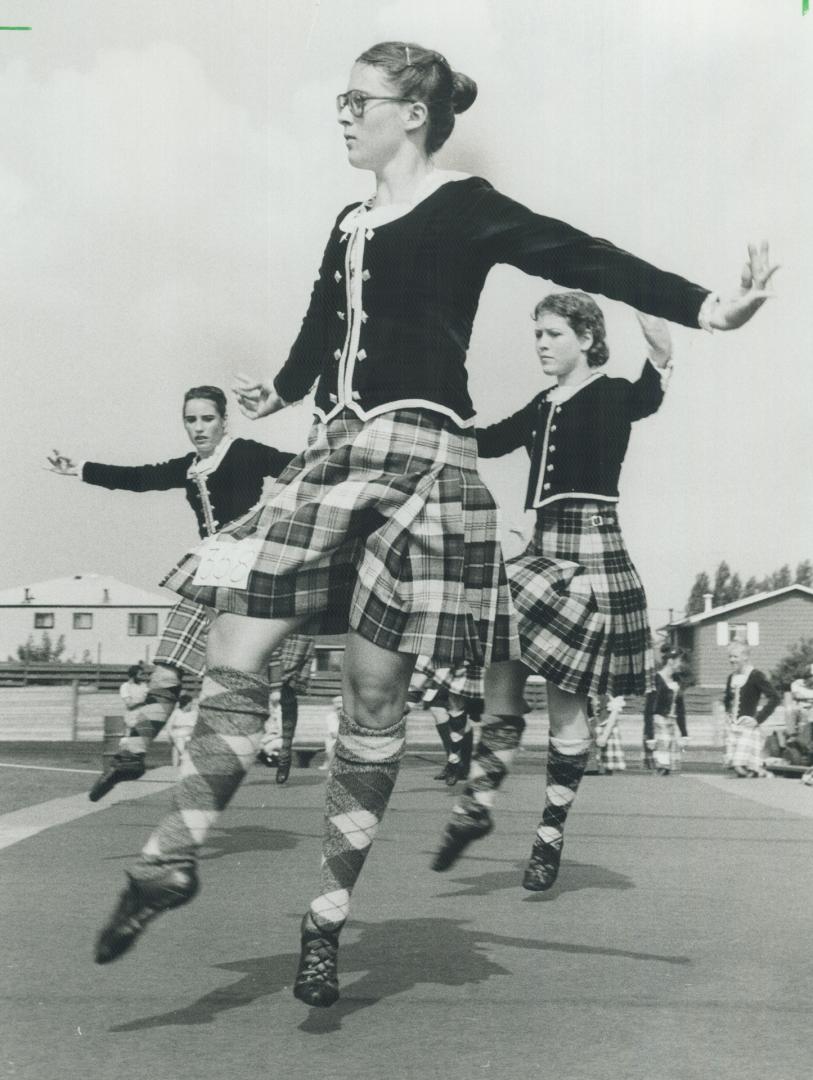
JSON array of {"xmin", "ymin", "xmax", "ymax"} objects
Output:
[
  {"xmin": 532, "ymin": 292, "xmax": 610, "ymax": 368},
  {"xmin": 356, "ymin": 41, "xmax": 477, "ymax": 155}
]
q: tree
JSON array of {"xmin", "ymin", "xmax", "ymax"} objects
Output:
[
  {"xmin": 795, "ymin": 560, "xmax": 813, "ymax": 587},
  {"xmin": 772, "ymin": 637, "xmax": 813, "ymax": 692},
  {"xmin": 16, "ymin": 632, "xmax": 67, "ymax": 663},
  {"xmin": 742, "ymin": 575, "xmax": 761, "ymax": 598},
  {"xmin": 713, "ymin": 561, "xmax": 732, "ymax": 606},
  {"xmin": 770, "ymin": 564, "xmax": 792, "ymax": 590},
  {"xmin": 686, "ymin": 571, "xmax": 711, "ymax": 615}
]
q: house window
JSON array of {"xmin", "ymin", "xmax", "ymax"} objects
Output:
[
  {"xmin": 34, "ymin": 612, "xmax": 54, "ymax": 629},
  {"xmin": 73, "ymin": 613, "xmax": 93, "ymax": 630},
  {"xmin": 314, "ymin": 649, "xmax": 344, "ymax": 673},
  {"xmin": 716, "ymin": 621, "xmax": 760, "ymax": 647},
  {"xmin": 128, "ymin": 613, "xmax": 158, "ymax": 637}
]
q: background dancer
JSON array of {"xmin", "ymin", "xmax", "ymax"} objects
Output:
[
  {"xmin": 92, "ymin": 41, "xmax": 775, "ymax": 1009},
  {"xmin": 723, "ymin": 643, "xmax": 779, "ymax": 778},
  {"xmin": 47, "ymin": 384, "xmax": 300, "ymax": 799},
  {"xmin": 434, "ymin": 289, "xmax": 769, "ymax": 888},
  {"xmin": 644, "ymin": 646, "xmax": 689, "ymax": 776},
  {"xmin": 591, "ymin": 695, "xmax": 627, "ymax": 776},
  {"xmin": 411, "ymin": 657, "xmax": 483, "ymax": 784}
]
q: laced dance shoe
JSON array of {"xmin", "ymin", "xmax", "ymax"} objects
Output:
[
  {"xmin": 522, "ymin": 837, "xmax": 563, "ymax": 892},
  {"xmin": 275, "ymin": 754, "xmax": 291, "ymax": 785},
  {"xmin": 94, "ymin": 867, "xmax": 199, "ymax": 964},
  {"xmin": 88, "ymin": 750, "xmax": 146, "ymax": 802},
  {"xmin": 431, "ymin": 811, "xmax": 494, "ymax": 871},
  {"xmin": 293, "ymin": 914, "xmax": 340, "ymax": 1008}
]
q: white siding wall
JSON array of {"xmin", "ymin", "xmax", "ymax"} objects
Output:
[{"xmin": 0, "ymin": 605, "xmax": 173, "ymax": 664}]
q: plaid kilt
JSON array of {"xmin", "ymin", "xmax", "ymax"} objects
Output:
[
  {"xmin": 725, "ymin": 721, "xmax": 764, "ymax": 772},
  {"xmin": 271, "ymin": 634, "xmax": 316, "ymax": 693},
  {"xmin": 410, "ymin": 655, "xmax": 484, "ymax": 706},
  {"xmin": 596, "ymin": 725, "xmax": 626, "ymax": 771},
  {"xmin": 506, "ymin": 503, "xmax": 654, "ymax": 697},
  {"xmin": 154, "ymin": 598, "xmax": 212, "ymax": 676},
  {"xmin": 161, "ymin": 409, "xmax": 518, "ymax": 667},
  {"xmin": 653, "ymin": 715, "xmax": 683, "ymax": 773}
]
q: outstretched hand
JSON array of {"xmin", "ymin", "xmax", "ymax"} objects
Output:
[
  {"xmin": 45, "ymin": 450, "xmax": 78, "ymax": 476},
  {"xmin": 634, "ymin": 312, "xmax": 672, "ymax": 368},
  {"xmin": 232, "ymin": 374, "xmax": 286, "ymax": 420},
  {"xmin": 708, "ymin": 241, "xmax": 779, "ymax": 330}
]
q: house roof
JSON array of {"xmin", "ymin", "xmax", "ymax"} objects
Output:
[
  {"xmin": 0, "ymin": 574, "xmax": 174, "ymax": 608},
  {"xmin": 665, "ymin": 584, "xmax": 813, "ymax": 628}
]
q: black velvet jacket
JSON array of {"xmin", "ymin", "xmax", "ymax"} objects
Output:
[
  {"xmin": 82, "ymin": 438, "xmax": 294, "ymax": 538},
  {"xmin": 476, "ymin": 360, "xmax": 665, "ymax": 510},
  {"xmin": 273, "ymin": 177, "xmax": 710, "ymax": 427},
  {"xmin": 643, "ymin": 672, "xmax": 688, "ymax": 741},
  {"xmin": 723, "ymin": 669, "xmax": 780, "ymax": 725}
]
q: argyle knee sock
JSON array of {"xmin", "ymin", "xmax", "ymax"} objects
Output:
[
  {"xmin": 446, "ymin": 709, "xmax": 470, "ymax": 770},
  {"xmin": 136, "ymin": 666, "xmax": 269, "ymax": 874},
  {"xmin": 278, "ymin": 682, "xmax": 298, "ymax": 767},
  {"xmin": 452, "ymin": 713, "xmax": 526, "ymax": 825},
  {"xmin": 120, "ymin": 664, "xmax": 182, "ymax": 755},
  {"xmin": 535, "ymin": 736, "xmax": 591, "ymax": 850},
  {"xmin": 307, "ymin": 709, "xmax": 406, "ymax": 934},
  {"xmin": 434, "ymin": 717, "xmax": 453, "ymax": 758}
]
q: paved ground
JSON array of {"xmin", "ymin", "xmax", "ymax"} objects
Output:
[{"xmin": 1, "ymin": 751, "xmax": 811, "ymax": 1080}]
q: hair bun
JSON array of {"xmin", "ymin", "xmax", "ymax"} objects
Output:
[{"xmin": 451, "ymin": 71, "xmax": 477, "ymax": 114}]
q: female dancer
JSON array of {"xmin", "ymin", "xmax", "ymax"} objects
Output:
[
  {"xmin": 93, "ymin": 41, "xmax": 775, "ymax": 1007},
  {"xmin": 433, "ymin": 296, "xmax": 698, "ymax": 887},
  {"xmin": 411, "ymin": 657, "xmax": 483, "ymax": 784},
  {"xmin": 643, "ymin": 646, "xmax": 689, "ymax": 776},
  {"xmin": 591, "ymin": 695, "xmax": 627, "ymax": 776},
  {"xmin": 47, "ymin": 385, "xmax": 307, "ymax": 797},
  {"xmin": 723, "ymin": 642, "xmax": 779, "ymax": 777}
]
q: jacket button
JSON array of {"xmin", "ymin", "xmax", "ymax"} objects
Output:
[
  {"xmin": 365, "ymin": 228, "xmax": 375, "ymax": 240},
  {"xmin": 547, "ymin": 464, "xmax": 554, "ymax": 472},
  {"xmin": 549, "ymin": 445, "xmax": 556, "ymax": 452},
  {"xmin": 551, "ymin": 424, "xmax": 557, "ymax": 432},
  {"xmin": 543, "ymin": 483, "xmax": 551, "ymax": 490},
  {"xmin": 333, "ymin": 349, "xmax": 342, "ymax": 361},
  {"xmin": 352, "ymin": 390, "xmax": 361, "ymax": 401},
  {"xmin": 329, "ymin": 392, "xmax": 338, "ymax": 403},
  {"xmin": 334, "ymin": 271, "xmax": 342, "ymax": 283},
  {"xmin": 555, "ymin": 406, "xmax": 562, "ymax": 413},
  {"xmin": 361, "ymin": 310, "xmax": 369, "ymax": 323},
  {"xmin": 337, "ymin": 310, "xmax": 345, "ymax": 320},
  {"xmin": 357, "ymin": 348, "xmax": 367, "ymax": 361},
  {"xmin": 361, "ymin": 269, "xmax": 371, "ymax": 282}
]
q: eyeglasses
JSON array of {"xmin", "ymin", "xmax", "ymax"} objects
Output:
[{"xmin": 336, "ymin": 90, "xmax": 415, "ymax": 118}]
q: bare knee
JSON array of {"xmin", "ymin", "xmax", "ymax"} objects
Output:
[
  {"xmin": 485, "ymin": 661, "xmax": 529, "ymax": 715},
  {"xmin": 343, "ymin": 668, "xmax": 407, "ymax": 727}
]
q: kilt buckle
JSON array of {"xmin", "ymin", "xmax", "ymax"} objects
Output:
[{"xmin": 590, "ymin": 514, "xmax": 604, "ymax": 527}]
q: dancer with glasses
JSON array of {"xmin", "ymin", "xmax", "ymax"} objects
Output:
[{"xmin": 93, "ymin": 40, "xmax": 775, "ymax": 1008}]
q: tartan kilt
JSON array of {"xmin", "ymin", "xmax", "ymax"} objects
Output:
[
  {"xmin": 653, "ymin": 715, "xmax": 682, "ymax": 772},
  {"xmin": 153, "ymin": 598, "xmax": 212, "ymax": 676},
  {"xmin": 725, "ymin": 721, "xmax": 764, "ymax": 772},
  {"xmin": 161, "ymin": 409, "xmax": 518, "ymax": 668},
  {"xmin": 272, "ymin": 634, "xmax": 316, "ymax": 693},
  {"xmin": 507, "ymin": 502, "xmax": 654, "ymax": 697},
  {"xmin": 597, "ymin": 726, "xmax": 626, "ymax": 771},
  {"xmin": 410, "ymin": 655, "xmax": 484, "ymax": 706}
]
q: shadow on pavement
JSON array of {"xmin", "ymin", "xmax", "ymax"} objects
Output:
[
  {"xmin": 101, "ymin": 824, "xmax": 317, "ymax": 863},
  {"xmin": 109, "ymin": 915, "xmax": 688, "ymax": 1034},
  {"xmin": 433, "ymin": 858, "xmax": 635, "ymax": 900}
]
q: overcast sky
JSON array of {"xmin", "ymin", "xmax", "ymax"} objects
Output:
[{"xmin": 1, "ymin": 0, "xmax": 811, "ymax": 626}]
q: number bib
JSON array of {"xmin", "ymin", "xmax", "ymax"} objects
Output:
[{"xmin": 192, "ymin": 537, "xmax": 264, "ymax": 589}]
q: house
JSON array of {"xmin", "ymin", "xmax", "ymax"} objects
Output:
[
  {"xmin": 0, "ymin": 574, "xmax": 176, "ymax": 665},
  {"xmin": 664, "ymin": 586, "xmax": 813, "ymax": 686}
]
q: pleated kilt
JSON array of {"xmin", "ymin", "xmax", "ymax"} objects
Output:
[
  {"xmin": 161, "ymin": 409, "xmax": 518, "ymax": 668},
  {"xmin": 507, "ymin": 502, "xmax": 654, "ymax": 697},
  {"xmin": 597, "ymin": 726, "xmax": 626, "ymax": 771},
  {"xmin": 273, "ymin": 634, "xmax": 316, "ymax": 694},
  {"xmin": 725, "ymin": 721, "xmax": 764, "ymax": 772},
  {"xmin": 410, "ymin": 655, "xmax": 485, "ymax": 706},
  {"xmin": 154, "ymin": 598, "xmax": 211, "ymax": 676}
]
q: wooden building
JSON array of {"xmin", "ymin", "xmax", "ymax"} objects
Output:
[{"xmin": 664, "ymin": 585, "xmax": 813, "ymax": 687}]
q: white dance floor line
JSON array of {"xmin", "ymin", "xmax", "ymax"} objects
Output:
[{"xmin": 0, "ymin": 765, "xmax": 176, "ymax": 851}]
